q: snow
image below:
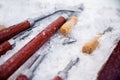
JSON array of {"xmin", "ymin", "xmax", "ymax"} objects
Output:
[{"xmin": 0, "ymin": 0, "xmax": 120, "ymax": 80}]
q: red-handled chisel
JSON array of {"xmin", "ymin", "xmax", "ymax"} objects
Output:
[
  {"xmin": 0, "ymin": 16, "xmax": 66, "ymax": 80},
  {"xmin": 0, "ymin": 31, "xmax": 32, "ymax": 56},
  {"xmin": 16, "ymin": 53, "xmax": 46, "ymax": 80}
]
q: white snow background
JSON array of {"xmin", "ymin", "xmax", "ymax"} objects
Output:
[{"xmin": 0, "ymin": 0, "xmax": 120, "ymax": 80}]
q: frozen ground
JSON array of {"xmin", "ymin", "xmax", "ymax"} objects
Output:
[{"xmin": 0, "ymin": 0, "xmax": 120, "ymax": 80}]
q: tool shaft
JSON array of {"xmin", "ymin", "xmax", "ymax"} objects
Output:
[
  {"xmin": 63, "ymin": 58, "xmax": 79, "ymax": 73},
  {"xmin": 30, "ymin": 54, "xmax": 45, "ymax": 72}
]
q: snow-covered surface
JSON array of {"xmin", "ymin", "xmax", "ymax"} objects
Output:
[{"xmin": 0, "ymin": 0, "xmax": 120, "ymax": 80}]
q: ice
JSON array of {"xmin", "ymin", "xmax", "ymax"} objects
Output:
[{"xmin": 0, "ymin": 0, "xmax": 120, "ymax": 80}]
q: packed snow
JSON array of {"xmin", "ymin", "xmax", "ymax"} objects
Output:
[{"xmin": 0, "ymin": 0, "xmax": 120, "ymax": 80}]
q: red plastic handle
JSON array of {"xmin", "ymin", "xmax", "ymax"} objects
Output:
[
  {"xmin": 0, "ymin": 21, "xmax": 30, "ymax": 44},
  {"xmin": 0, "ymin": 41, "xmax": 12, "ymax": 56},
  {"xmin": 0, "ymin": 16, "xmax": 66, "ymax": 80},
  {"xmin": 53, "ymin": 76, "xmax": 63, "ymax": 80},
  {"xmin": 16, "ymin": 74, "xmax": 29, "ymax": 80}
]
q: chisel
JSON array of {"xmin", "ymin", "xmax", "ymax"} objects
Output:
[
  {"xmin": 16, "ymin": 53, "xmax": 46, "ymax": 80},
  {"xmin": 53, "ymin": 58, "xmax": 79, "ymax": 80},
  {"xmin": 0, "ymin": 4, "xmax": 83, "ymax": 44},
  {"xmin": 82, "ymin": 27, "xmax": 113, "ymax": 54}
]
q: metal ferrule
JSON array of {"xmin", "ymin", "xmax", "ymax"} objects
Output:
[
  {"xmin": 8, "ymin": 39, "xmax": 15, "ymax": 46},
  {"xmin": 20, "ymin": 69, "xmax": 33, "ymax": 79},
  {"xmin": 58, "ymin": 71, "xmax": 68, "ymax": 80},
  {"xmin": 28, "ymin": 18, "xmax": 35, "ymax": 26}
]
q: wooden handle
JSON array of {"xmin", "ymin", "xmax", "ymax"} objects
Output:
[
  {"xmin": 53, "ymin": 76, "xmax": 63, "ymax": 80},
  {"xmin": 0, "ymin": 21, "xmax": 30, "ymax": 44},
  {"xmin": 0, "ymin": 16, "xmax": 66, "ymax": 80},
  {"xmin": 97, "ymin": 41, "xmax": 120, "ymax": 80},
  {"xmin": 82, "ymin": 34, "xmax": 102, "ymax": 54},
  {"xmin": 0, "ymin": 41, "xmax": 12, "ymax": 56},
  {"xmin": 60, "ymin": 16, "xmax": 78, "ymax": 35},
  {"xmin": 0, "ymin": 25, "xmax": 6, "ymax": 30},
  {"xmin": 16, "ymin": 74, "xmax": 29, "ymax": 80}
]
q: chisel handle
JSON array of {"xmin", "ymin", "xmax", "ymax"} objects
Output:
[
  {"xmin": 53, "ymin": 76, "xmax": 63, "ymax": 80},
  {"xmin": 0, "ymin": 21, "xmax": 30, "ymax": 44},
  {"xmin": 60, "ymin": 16, "xmax": 78, "ymax": 35},
  {"xmin": 97, "ymin": 41, "xmax": 120, "ymax": 80},
  {"xmin": 82, "ymin": 34, "xmax": 102, "ymax": 54},
  {"xmin": 0, "ymin": 41, "xmax": 12, "ymax": 56},
  {"xmin": 0, "ymin": 25, "xmax": 6, "ymax": 30},
  {"xmin": 16, "ymin": 74, "xmax": 29, "ymax": 80}
]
